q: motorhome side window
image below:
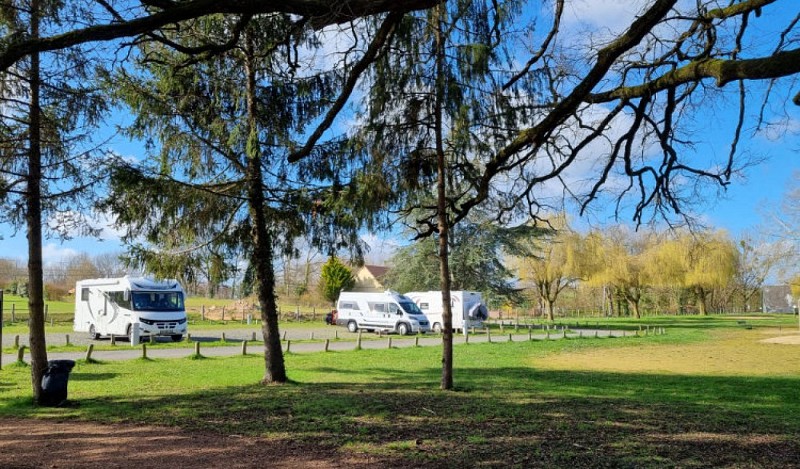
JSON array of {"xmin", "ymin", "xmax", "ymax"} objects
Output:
[
  {"xmin": 107, "ymin": 291, "xmax": 131, "ymax": 309},
  {"xmin": 419, "ymin": 302, "xmax": 429, "ymax": 310},
  {"xmin": 388, "ymin": 303, "xmax": 399, "ymax": 314},
  {"xmin": 339, "ymin": 302, "xmax": 359, "ymax": 310},
  {"xmin": 369, "ymin": 302, "xmax": 386, "ymax": 313},
  {"xmin": 81, "ymin": 288, "xmax": 90, "ymax": 301}
]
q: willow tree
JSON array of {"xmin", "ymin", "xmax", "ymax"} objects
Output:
[
  {"xmin": 0, "ymin": 0, "xmax": 106, "ymax": 402},
  {"xmin": 648, "ymin": 230, "xmax": 738, "ymax": 315},
  {"xmin": 101, "ymin": 15, "xmax": 384, "ymax": 384},
  {"xmin": 510, "ymin": 220, "xmax": 585, "ymax": 321},
  {"xmin": 584, "ymin": 227, "xmax": 655, "ymax": 319}
]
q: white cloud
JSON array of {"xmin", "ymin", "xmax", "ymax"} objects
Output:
[
  {"xmin": 561, "ymin": 0, "xmax": 646, "ymax": 35},
  {"xmin": 42, "ymin": 243, "xmax": 80, "ymax": 266}
]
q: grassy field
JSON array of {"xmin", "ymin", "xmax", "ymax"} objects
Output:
[{"xmin": 1, "ymin": 316, "xmax": 799, "ymax": 467}]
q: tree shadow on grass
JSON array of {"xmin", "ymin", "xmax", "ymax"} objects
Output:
[{"xmin": 6, "ymin": 363, "xmax": 799, "ymax": 468}]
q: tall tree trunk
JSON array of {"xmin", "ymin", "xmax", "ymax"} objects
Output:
[
  {"xmin": 696, "ymin": 286, "xmax": 708, "ymax": 316},
  {"xmin": 628, "ymin": 298, "xmax": 641, "ymax": 319},
  {"xmin": 243, "ymin": 31, "xmax": 286, "ymax": 384},
  {"xmin": 27, "ymin": 0, "xmax": 48, "ymax": 404},
  {"xmin": 544, "ymin": 298, "xmax": 555, "ymax": 322},
  {"xmin": 434, "ymin": 4, "xmax": 453, "ymax": 391}
]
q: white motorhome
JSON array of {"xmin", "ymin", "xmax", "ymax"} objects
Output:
[
  {"xmin": 404, "ymin": 291, "xmax": 489, "ymax": 333},
  {"xmin": 335, "ymin": 290, "xmax": 430, "ymax": 335},
  {"xmin": 73, "ymin": 276, "xmax": 188, "ymax": 341}
]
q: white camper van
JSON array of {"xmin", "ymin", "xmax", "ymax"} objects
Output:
[
  {"xmin": 335, "ymin": 290, "xmax": 430, "ymax": 335},
  {"xmin": 73, "ymin": 276, "xmax": 188, "ymax": 341},
  {"xmin": 405, "ymin": 291, "xmax": 489, "ymax": 333}
]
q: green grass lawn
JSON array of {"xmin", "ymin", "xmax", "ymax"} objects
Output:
[{"xmin": 1, "ymin": 317, "xmax": 798, "ymax": 467}]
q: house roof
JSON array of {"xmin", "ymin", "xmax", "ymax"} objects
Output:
[{"xmin": 363, "ymin": 265, "xmax": 389, "ymax": 279}]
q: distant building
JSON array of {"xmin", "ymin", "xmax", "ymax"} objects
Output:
[
  {"xmin": 352, "ymin": 265, "xmax": 390, "ymax": 292},
  {"xmin": 762, "ymin": 285, "xmax": 796, "ymax": 313}
]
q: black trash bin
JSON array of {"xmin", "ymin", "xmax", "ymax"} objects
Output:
[{"xmin": 40, "ymin": 359, "xmax": 76, "ymax": 407}]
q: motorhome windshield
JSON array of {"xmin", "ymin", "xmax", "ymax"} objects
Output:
[
  {"xmin": 131, "ymin": 292, "xmax": 185, "ymax": 312},
  {"xmin": 399, "ymin": 300, "xmax": 423, "ymax": 315}
]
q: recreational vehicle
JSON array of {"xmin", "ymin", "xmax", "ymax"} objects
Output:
[
  {"xmin": 404, "ymin": 291, "xmax": 489, "ymax": 333},
  {"xmin": 335, "ymin": 290, "xmax": 430, "ymax": 335},
  {"xmin": 73, "ymin": 276, "xmax": 188, "ymax": 341}
]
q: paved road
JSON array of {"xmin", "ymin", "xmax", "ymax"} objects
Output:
[{"xmin": 1, "ymin": 325, "xmax": 639, "ymax": 364}]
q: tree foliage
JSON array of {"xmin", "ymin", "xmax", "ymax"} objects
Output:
[
  {"xmin": 383, "ymin": 221, "xmax": 533, "ymax": 303},
  {"xmin": 319, "ymin": 256, "xmax": 354, "ymax": 303}
]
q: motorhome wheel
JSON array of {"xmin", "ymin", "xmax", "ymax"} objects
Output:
[
  {"xmin": 88, "ymin": 324, "xmax": 100, "ymax": 340},
  {"xmin": 432, "ymin": 323, "xmax": 442, "ymax": 333},
  {"xmin": 347, "ymin": 321, "xmax": 358, "ymax": 333},
  {"xmin": 397, "ymin": 322, "xmax": 410, "ymax": 335}
]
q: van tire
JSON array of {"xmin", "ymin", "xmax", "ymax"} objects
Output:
[
  {"xmin": 432, "ymin": 323, "xmax": 442, "ymax": 333},
  {"xmin": 89, "ymin": 324, "xmax": 100, "ymax": 340},
  {"xmin": 347, "ymin": 321, "xmax": 358, "ymax": 333},
  {"xmin": 397, "ymin": 322, "xmax": 410, "ymax": 336}
]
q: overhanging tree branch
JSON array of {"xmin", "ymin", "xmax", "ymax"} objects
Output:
[
  {"xmin": 588, "ymin": 48, "xmax": 800, "ymax": 104},
  {"xmin": 0, "ymin": 0, "xmax": 442, "ymax": 71}
]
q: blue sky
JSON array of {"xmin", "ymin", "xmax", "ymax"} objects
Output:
[{"xmin": 1, "ymin": 0, "xmax": 798, "ymax": 266}]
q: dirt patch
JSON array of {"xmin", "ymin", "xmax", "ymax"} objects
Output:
[
  {"xmin": 532, "ymin": 330, "xmax": 800, "ymax": 375},
  {"xmin": 0, "ymin": 418, "xmax": 378, "ymax": 468},
  {"xmin": 760, "ymin": 334, "xmax": 800, "ymax": 345}
]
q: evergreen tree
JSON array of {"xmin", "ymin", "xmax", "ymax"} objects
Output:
[
  {"xmin": 0, "ymin": 0, "xmax": 106, "ymax": 402},
  {"xmin": 319, "ymin": 257, "xmax": 354, "ymax": 304},
  {"xmin": 101, "ymin": 14, "xmax": 378, "ymax": 384}
]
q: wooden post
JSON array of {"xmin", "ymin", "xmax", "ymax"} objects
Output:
[
  {"xmin": 528, "ymin": 328, "xmax": 532, "ymax": 341},
  {"xmin": 388, "ymin": 337, "xmax": 392, "ymax": 349},
  {"xmin": 334, "ymin": 330, "xmax": 339, "ymax": 340},
  {"xmin": 562, "ymin": 329, "xmax": 567, "ymax": 339},
  {"xmin": 595, "ymin": 330, "xmax": 599, "ymax": 338},
  {"xmin": 415, "ymin": 336, "xmax": 419, "ymax": 347},
  {"xmin": 579, "ymin": 330, "xmax": 583, "ymax": 339},
  {"xmin": 310, "ymin": 332, "xmax": 314, "ymax": 340},
  {"xmin": 11, "ymin": 303, "xmax": 15, "ymax": 322},
  {"xmin": 187, "ymin": 333, "xmax": 192, "ymax": 342},
  {"xmin": 65, "ymin": 334, "xmax": 70, "ymax": 346},
  {"xmin": 221, "ymin": 306, "xmax": 225, "ymax": 321},
  {"xmin": 141, "ymin": 343, "xmax": 147, "ymax": 359},
  {"xmin": 241, "ymin": 340, "xmax": 248, "ymax": 355},
  {"xmin": 194, "ymin": 342, "xmax": 201, "ymax": 357},
  {"xmin": 201, "ymin": 305, "xmax": 206, "ymax": 321},
  {"xmin": 252, "ymin": 332, "xmax": 257, "ymax": 341},
  {"xmin": 85, "ymin": 344, "xmax": 94, "ymax": 361},
  {"xmin": 13, "ymin": 334, "xmax": 19, "ymax": 349},
  {"xmin": 508, "ymin": 333, "xmax": 512, "ymax": 342},
  {"xmin": 110, "ymin": 334, "xmax": 116, "ymax": 346},
  {"xmin": 221, "ymin": 332, "xmax": 226, "ymax": 342},
  {"xmin": 16, "ymin": 345, "xmax": 26, "ymax": 363},
  {"xmin": 286, "ymin": 340, "xmax": 291, "ymax": 353},
  {"xmin": 282, "ymin": 331, "xmax": 287, "ymax": 341},
  {"xmin": 487, "ymin": 327, "xmax": 492, "ymax": 343},
  {"xmin": 356, "ymin": 330, "xmax": 362, "ymax": 350},
  {"xmin": 324, "ymin": 339, "xmax": 330, "ymax": 352}
]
